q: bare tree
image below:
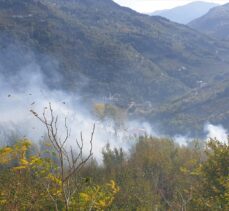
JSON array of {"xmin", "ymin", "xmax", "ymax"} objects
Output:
[
  {"xmin": 31, "ymin": 103, "xmax": 95, "ymax": 211},
  {"xmin": 159, "ymin": 187, "xmax": 193, "ymax": 211}
]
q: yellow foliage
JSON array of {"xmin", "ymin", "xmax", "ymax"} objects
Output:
[
  {"xmin": 0, "ymin": 140, "xmax": 32, "ymax": 162},
  {"xmin": 20, "ymin": 158, "xmax": 29, "ymax": 166},
  {"xmin": 79, "ymin": 180, "xmax": 119, "ymax": 210},
  {"xmin": 0, "ymin": 140, "xmax": 119, "ymax": 210},
  {"xmin": 0, "ymin": 191, "xmax": 6, "ymax": 206},
  {"xmin": 94, "ymin": 103, "xmax": 106, "ymax": 119},
  {"xmin": 79, "ymin": 193, "xmax": 90, "ymax": 201},
  {"xmin": 0, "ymin": 147, "xmax": 12, "ymax": 154},
  {"xmin": 47, "ymin": 174, "xmax": 62, "ymax": 186},
  {"xmin": 0, "ymin": 146, "xmax": 15, "ymax": 164},
  {"xmin": 13, "ymin": 166, "xmax": 27, "ymax": 171}
]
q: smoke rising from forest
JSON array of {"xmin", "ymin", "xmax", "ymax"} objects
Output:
[
  {"xmin": 0, "ymin": 44, "xmax": 228, "ymax": 160},
  {"xmin": 0, "ymin": 50, "xmax": 154, "ymax": 159}
]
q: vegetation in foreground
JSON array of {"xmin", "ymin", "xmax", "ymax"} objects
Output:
[
  {"xmin": 0, "ymin": 106, "xmax": 228, "ymax": 210},
  {"xmin": 0, "ymin": 136, "xmax": 228, "ymax": 210}
]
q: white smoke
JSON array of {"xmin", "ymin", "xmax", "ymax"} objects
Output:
[
  {"xmin": 204, "ymin": 123, "xmax": 228, "ymax": 144},
  {"xmin": 0, "ymin": 56, "xmax": 156, "ymax": 160},
  {"xmin": 173, "ymin": 135, "xmax": 191, "ymax": 146},
  {"xmin": 1, "ymin": 44, "xmax": 228, "ymax": 162},
  {"xmin": 172, "ymin": 123, "xmax": 228, "ymax": 146}
]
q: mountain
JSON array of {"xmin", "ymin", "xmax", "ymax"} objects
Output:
[
  {"xmin": 149, "ymin": 78, "xmax": 229, "ymax": 136},
  {"xmin": 0, "ymin": 0, "xmax": 229, "ymax": 135},
  {"xmin": 151, "ymin": 1, "xmax": 218, "ymax": 24},
  {"xmin": 189, "ymin": 3, "xmax": 229, "ymax": 40}
]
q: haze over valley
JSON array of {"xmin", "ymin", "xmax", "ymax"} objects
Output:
[
  {"xmin": 1, "ymin": 0, "xmax": 229, "ymax": 138},
  {"xmin": 0, "ymin": 1, "xmax": 228, "ymax": 210}
]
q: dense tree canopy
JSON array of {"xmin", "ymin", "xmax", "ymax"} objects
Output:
[{"xmin": 0, "ymin": 136, "xmax": 228, "ymax": 210}]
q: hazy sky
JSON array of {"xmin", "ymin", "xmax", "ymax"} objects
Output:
[{"xmin": 114, "ymin": 0, "xmax": 229, "ymax": 13}]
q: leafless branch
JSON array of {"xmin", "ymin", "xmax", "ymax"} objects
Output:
[{"xmin": 31, "ymin": 103, "xmax": 95, "ymax": 211}]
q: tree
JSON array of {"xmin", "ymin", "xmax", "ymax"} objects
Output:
[
  {"xmin": 30, "ymin": 103, "xmax": 95, "ymax": 210},
  {"xmin": 191, "ymin": 138, "xmax": 229, "ymax": 210},
  {"xmin": 0, "ymin": 139, "xmax": 120, "ymax": 210},
  {"xmin": 0, "ymin": 140, "xmax": 60, "ymax": 210}
]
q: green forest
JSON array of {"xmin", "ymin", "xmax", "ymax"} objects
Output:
[{"xmin": 0, "ymin": 106, "xmax": 228, "ymax": 211}]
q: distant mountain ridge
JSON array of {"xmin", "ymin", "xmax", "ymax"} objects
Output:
[
  {"xmin": 151, "ymin": 1, "xmax": 218, "ymax": 24},
  {"xmin": 189, "ymin": 3, "xmax": 229, "ymax": 40},
  {"xmin": 0, "ymin": 0, "xmax": 229, "ymax": 135}
]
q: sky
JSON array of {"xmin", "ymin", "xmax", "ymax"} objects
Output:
[{"xmin": 113, "ymin": 0, "xmax": 229, "ymax": 14}]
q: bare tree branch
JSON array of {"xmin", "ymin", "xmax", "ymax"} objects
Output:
[{"xmin": 31, "ymin": 103, "xmax": 95, "ymax": 211}]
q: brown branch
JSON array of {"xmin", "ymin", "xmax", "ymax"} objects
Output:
[{"xmin": 31, "ymin": 103, "xmax": 95, "ymax": 211}]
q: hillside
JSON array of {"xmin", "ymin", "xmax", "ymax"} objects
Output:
[
  {"xmin": 0, "ymin": 0, "xmax": 229, "ymax": 135},
  {"xmin": 151, "ymin": 1, "xmax": 218, "ymax": 24},
  {"xmin": 149, "ymin": 79, "xmax": 229, "ymax": 136},
  {"xmin": 189, "ymin": 3, "xmax": 229, "ymax": 40}
]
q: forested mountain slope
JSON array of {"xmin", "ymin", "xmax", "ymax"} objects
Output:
[
  {"xmin": 0, "ymin": 0, "xmax": 229, "ymax": 135},
  {"xmin": 189, "ymin": 3, "xmax": 229, "ymax": 40}
]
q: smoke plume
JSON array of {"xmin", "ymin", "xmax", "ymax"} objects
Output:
[{"xmin": 0, "ymin": 43, "xmax": 228, "ymax": 161}]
